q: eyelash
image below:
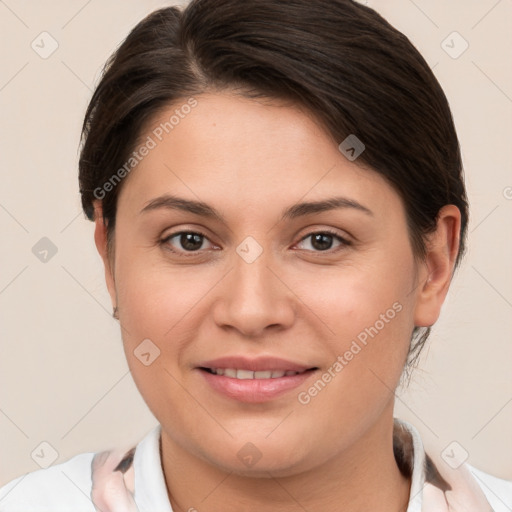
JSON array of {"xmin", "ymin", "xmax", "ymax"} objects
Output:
[{"xmin": 159, "ymin": 229, "xmax": 351, "ymax": 257}]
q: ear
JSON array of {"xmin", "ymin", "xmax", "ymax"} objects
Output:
[
  {"xmin": 93, "ymin": 200, "xmax": 117, "ymax": 309},
  {"xmin": 413, "ymin": 205, "xmax": 462, "ymax": 327}
]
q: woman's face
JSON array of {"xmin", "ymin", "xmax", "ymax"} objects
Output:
[{"xmin": 96, "ymin": 92, "xmax": 438, "ymax": 476}]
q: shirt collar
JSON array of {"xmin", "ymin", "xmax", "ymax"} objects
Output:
[
  {"xmin": 394, "ymin": 417, "xmax": 427, "ymax": 511},
  {"xmin": 132, "ymin": 418, "xmax": 429, "ymax": 511},
  {"xmin": 133, "ymin": 423, "xmax": 173, "ymax": 511}
]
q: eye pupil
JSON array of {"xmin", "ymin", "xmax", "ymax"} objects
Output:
[
  {"xmin": 311, "ymin": 233, "xmax": 333, "ymax": 251},
  {"xmin": 181, "ymin": 233, "xmax": 203, "ymax": 251}
]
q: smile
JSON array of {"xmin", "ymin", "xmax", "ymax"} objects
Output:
[
  {"xmin": 197, "ymin": 366, "xmax": 318, "ymax": 403},
  {"xmin": 202, "ymin": 368, "xmax": 308, "ymax": 379}
]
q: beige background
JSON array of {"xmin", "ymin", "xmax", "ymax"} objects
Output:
[{"xmin": 1, "ymin": 0, "xmax": 511, "ymax": 487}]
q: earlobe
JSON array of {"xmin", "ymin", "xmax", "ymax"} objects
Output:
[
  {"xmin": 93, "ymin": 200, "xmax": 117, "ymax": 309},
  {"xmin": 413, "ymin": 205, "xmax": 461, "ymax": 327}
]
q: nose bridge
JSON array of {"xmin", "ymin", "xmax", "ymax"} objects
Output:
[
  {"xmin": 234, "ymin": 241, "xmax": 273, "ymax": 298},
  {"xmin": 212, "ymin": 235, "xmax": 295, "ymax": 336}
]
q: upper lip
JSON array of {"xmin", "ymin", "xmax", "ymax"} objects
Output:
[{"xmin": 197, "ymin": 356, "xmax": 317, "ymax": 373}]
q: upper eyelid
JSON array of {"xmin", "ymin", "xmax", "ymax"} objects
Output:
[{"xmin": 297, "ymin": 229, "xmax": 349, "ymax": 241}]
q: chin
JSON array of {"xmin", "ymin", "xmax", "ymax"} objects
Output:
[{"xmin": 196, "ymin": 435, "xmax": 315, "ymax": 477}]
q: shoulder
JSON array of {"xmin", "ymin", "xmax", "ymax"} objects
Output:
[
  {"xmin": 0, "ymin": 451, "xmax": 95, "ymax": 512},
  {"xmin": 467, "ymin": 464, "xmax": 512, "ymax": 512},
  {"xmin": 394, "ymin": 418, "xmax": 512, "ymax": 511}
]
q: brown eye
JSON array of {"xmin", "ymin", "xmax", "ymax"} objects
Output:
[
  {"xmin": 162, "ymin": 231, "xmax": 212, "ymax": 253},
  {"xmin": 296, "ymin": 230, "xmax": 350, "ymax": 253}
]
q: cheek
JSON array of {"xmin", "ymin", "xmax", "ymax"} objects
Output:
[
  {"xmin": 294, "ymin": 277, "xmax": 414, "ymax": 440},
  {"xmin": 297, "ymin": 251, "xmax": 416, "ymax": 394},
  {"xmin": 302, "ymin": 258, "xmax": 414, "ymax": 344},
  {"xmin": 112, "ymin": 252, "xmax": 210, "ymax": 428},
  {"xmin": 113, "ymin": 246, "xmax": 220, "ymax": 353}
]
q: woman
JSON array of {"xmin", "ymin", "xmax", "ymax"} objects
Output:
[{"xmin": 0, "ymin": 0, "xmax": 510, "ymax": 510}]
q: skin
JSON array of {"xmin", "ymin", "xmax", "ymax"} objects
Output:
[{"xmin": 93, "ymin": 92, "xmax": 460, "ymax": 512}]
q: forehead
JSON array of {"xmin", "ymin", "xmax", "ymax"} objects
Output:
[{"xmin": 117, "ymin": 92, "xmax": 403, "ymax": 222}]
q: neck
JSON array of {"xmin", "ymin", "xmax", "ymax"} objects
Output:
[{"xmin": 161, "ymin": 408, "xmax": 411, "ymax": 512}]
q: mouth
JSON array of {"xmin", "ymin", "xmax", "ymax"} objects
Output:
[
  {"xmin": 199, "ymin": 367, "xmax": 317, "ymax": 379},
  {"xmin": 195, "ymin": 358, "xmax": 319, "ymax": 402}
]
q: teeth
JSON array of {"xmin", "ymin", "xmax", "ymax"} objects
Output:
[
  {"xmin": 209, "ymin": 368, "xmax": 301, "ymax": 379},
  {"xmin": 236, "ymin": 369, "xmax": 254, "ymax": 380},
  {"xmin": 254, "ymin": 371, "xmax": 272, "ymax": 379}
]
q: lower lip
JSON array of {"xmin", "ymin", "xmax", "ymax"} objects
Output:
[{"xmin": 198, "ymin": 369, "xmax": 316, "ymax": 403}]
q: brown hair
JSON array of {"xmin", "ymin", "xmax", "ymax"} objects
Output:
[{"xmin": 78, "ymin": 0, "xmax": 468, "ymax": 377}]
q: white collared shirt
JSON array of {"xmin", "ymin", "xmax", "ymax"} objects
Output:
[{"xmin": 0, "ymin": 418, "xmax": 510, "ymax": 511}]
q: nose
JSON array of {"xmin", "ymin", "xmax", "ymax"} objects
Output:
[{"xmin": 211, "ymin": 243, "xmax": 296, "ymax": 338}]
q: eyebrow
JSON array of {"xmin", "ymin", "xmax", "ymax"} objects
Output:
[{"xmin": 140, "ymin": 194, "xmax": 373, "ymax": 222}]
